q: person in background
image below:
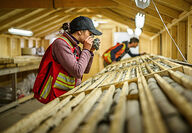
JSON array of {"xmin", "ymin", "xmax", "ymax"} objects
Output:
[
  {"xmin": 33, "ymin": 16, "xmax": 102, "ymax": 104},
  {"xmin": 103, "ymin": 37, "xmax": 145, "ymax": 66}
]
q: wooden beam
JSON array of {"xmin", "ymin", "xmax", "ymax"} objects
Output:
[
  {"xmin": 34, "ymin": 16, "xmax": 74, "ymax": 37},
  {"xmin": 154, "ymin": 0, "xmax": 191, "ymax": 11},
  {"xmin": 187, "ymin": 15, "xmax": 192, "ymax": 64},
  {"xmin": 0, "ymin": 9, "xmax": 26, "ymax": 22},
  {"xmin": 177, "ymin": 22, "xmax": 186, "ymax": 61},
  {"xmin": 31, "ymin": 10, "xmax": 80, "ymax": 33},
  {"xmin": 147, "ymin": 2, "xmax": 180, "ymax": 18},
  {"xmin": 54, "ymin": 0, "xmax": 117, "ymax": 8},
  {"xmin": 114, "ymin": 0, "xmax": 173, "ymax": 23},
  {"xmin": 0, "ymin": 9, "xmax": 15, "ymax": 18},
  {"xmin": 170, "ymin": 26, "xmax": 177, "ymax": 59},
  {"xmin": 128, "ymin": 0, "xmax": 180, "ymax": 18},
  {"xmin": 23, "ymin": 9, "xmax": 75, "ymax": 30},
  {"xmin": 111, "ymin": 8, "xmax": 163, "ymax": 30},
  {"xmin": 0, "ymin": 0, "xmax": 53, "ymax": 8},
  {"xmin": 151, "ymin": 9, "xmax": 192, "ymax": 40},
  {"xmin": 92, "ymin": 8, "xmax": 159, "ymax": 33},
  {"xmin": 16, "ymin": 9, "xmax": 58, "ymax": 29},
  {"xmin": 0, "ymin": 9, "xmax": 54, "ymax": 33},
  {"xmin": 0, "ymin": 9, "xmax": 43, "ymax": 32}
]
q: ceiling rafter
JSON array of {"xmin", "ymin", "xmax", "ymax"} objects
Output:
[
  {"xmin": 91, "ymin": 8, "xmax": 160, "ymax": 33},
  {"xmin": 30, "ymin": 9, "xmax": 80, "ymax": 32},
  {"xmin": 111, "ymin": 8, "xmax": 163, "ymax": 30},
  {"xmin": 0, "ymin": 9, "xmax": 26, "ymax": 22},
  {"xmin": 154, "ymin": 0, "xmax": 191, "ymax": 11},
  {"xmin": 0, "ymin": 9, "xmax": 37, "ymax": 30},
  {"xmin": 114, "ymin": 0, "xmax": 172, "ymax": 23},
  {"xmin": 34, "ymin": 15, "xmax": 72, "ymax": 37},
  {"xmin": 22, "ymin": 9, "xmax": 76, "ymax": 30},
  {"xmin": 0, "ymin": 9, "xmax": 56, "ymax": 33},
  {"xmin": 33, "ymin": 9, "xmax": 83, "ymax": 34}
]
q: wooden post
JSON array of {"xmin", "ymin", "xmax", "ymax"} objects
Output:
[
  {"xmin": 12, "ymin": 73, "xmax": 17, "ymax": 101},
  {"xmin": 171, "ymin": 26, "xmax": 177, "ymax": 59},
  {"xmin": 187, "ymin": 15, "xmax": 192, "ymax": 63},
  {"xmin": 177, "ymin": 22, "xmax": 186, "ymax": 61}
]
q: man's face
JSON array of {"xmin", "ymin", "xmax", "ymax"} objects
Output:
[{"xmin": 131, "ymin": 42, "xmax": 138, "ymax": 48}]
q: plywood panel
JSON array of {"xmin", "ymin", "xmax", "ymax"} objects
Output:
[
  {"xmin": 162, "ymin": 31, "xmax": 172, "ymax": 58},
  {"xmin": 139, "ymin": 37, "xmax": 151, "ymax": 54},
  {"xmin": 151, "ymin": 35, "xmax": 160, "ymax": 55},
  {"xmin": 187, "ymin": 15, "xmax": 192, "ymax": 63},
  {"xmin": 0, "ymin": 36, "xmax": 9, "ymax": 57},
  {"xmin": 10, "ymin": 38, "xmax": 21, "ymax": 57},
  {"xmin": 177, "ymin": 22, "xmax": 187, "ymax": 61},
  {"xmin": 171, "ymin": 26, "xmax": 177, "ymax": 59}
]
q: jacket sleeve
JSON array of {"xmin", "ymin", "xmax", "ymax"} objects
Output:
[
  {"xmin": 128, "ymin": 50, "xmax": 140, "ymax": 57},
  {"xmin": 84, "ymin": 52, "xmax": 94, "ymax": 73},
  {"xmin": 52, "ymin": 39, "xmax": 91, "ymax": 79}
]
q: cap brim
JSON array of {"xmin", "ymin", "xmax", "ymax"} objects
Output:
[{"xmin": 90, "ymin": 29, "xmax": 102, "ymax": 36}]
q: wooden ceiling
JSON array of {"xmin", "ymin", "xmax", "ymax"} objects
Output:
[{"xmin": 0, "ymin": 0, "xmax": 192, "ymax": 38}]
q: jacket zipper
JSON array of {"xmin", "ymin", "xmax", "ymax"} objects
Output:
[{"xmin": 38, "ymin": 62, "xmax": 52, "ymax": 94}]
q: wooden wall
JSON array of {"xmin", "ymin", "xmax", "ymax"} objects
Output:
[
  {"xmin": 0, "ymin": 34, "xmax": 49, "ymax": 58},
  {"xmin": 149, "ymin": 14, "xmax": 192, "ymax": 63}
]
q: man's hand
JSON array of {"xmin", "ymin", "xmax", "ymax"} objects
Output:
[
  {"xmin": 140, "ymin": 52, "xmax": 146, "ymax": 55},
  {"xmin": 83, "ymin": 36, "xmax": 94, "ymax": 51}
]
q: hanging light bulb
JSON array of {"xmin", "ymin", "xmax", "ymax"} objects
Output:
[
  {"xmin": 127, "ymin": 28, "xmax": 133, "ymax": 35},
  {"xmin": 135, "ymin": 28, "xmax": 142, "ymax": 36},
  {"xmin": 135, "ymin": 0, "xmax": 150, "ymax": 9},
  {"xmin": 135, "ymin": 12, "xmax": 145, "ymax": 29}
]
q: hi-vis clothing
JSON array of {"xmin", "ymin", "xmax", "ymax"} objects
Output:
[
  {"xmin": 103, "ymin": 43, "xmax": 126, "ymax": 64},
  {"xmin": 33, "ymin": 36, "xmax": 79, "ymax": 104}
]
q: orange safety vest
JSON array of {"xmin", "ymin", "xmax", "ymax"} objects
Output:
[
  {"xmin": 103, "ymin": 43, "xmax": 126, "ymax": 64},
  {"xmin": 33, "ymin": 36, "xmax": 79, "ymax": 104}
]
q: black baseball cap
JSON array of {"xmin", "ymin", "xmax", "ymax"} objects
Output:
[{"xmin": 70, "ymin": 16, "xmax": 102, "ymax": 36}]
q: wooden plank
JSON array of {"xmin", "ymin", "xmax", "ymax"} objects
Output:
[
  {"xmin": 34, "ymin": 93, "xmax": 85, "ymax": 133},
  {"xmin": 0, "ymin": 9, "xmax": 36, "ymax": 31},
  {"xmin": 171, "ymin": 26, "xmax": 177, "ymax": 59},
  {"xmin": 92, "ymin": 8, "xmax": 159, "ymax": 33},
  {"xmin": 51, "ymin": 88, "xmax": 102, "ymax": 133},
  {"xmin": 141, "ymin": 74, "xmax": 168, "ymax": 133},
  {"xmin": 12, "ymin": 73, "xmax": 17, "ymax": 101},
  {"xmin": 151, "ymin": 9, "xmax": 192, "ymax": 40},
  {"xmin": 154, "ymin": 74, "xmax": 192, "ymax": 126},
  {"xmin": 154, "ymin": 0, "xmax": 191, "ymax": 11},
  {"xmin": 54, "ymin": 0, "xmax": 117, "ymax": 8},
  {"xmin": 168, "ymin": 70, "xmax": 192, "ymax": 90},
  {"xmin": 187, "ymin": 15, "xmax": 192, "ymax": 63},
  {"xmin": 0, "ymin": 0, "xmax": 53, "ymax": 8},
  {"xmin": 177, "ymin": 22, "xmax": 186, "ymax": 61},
  {"xmin": 109, "ymin": 82, "xmax": 128, "ymax": 133},
  {"xmin": 3, "ymin": 98, "xmax": 61, "ymax": 133},
  {"xmin": 183, "ymin": 66, "xmax": 192, "ymax": 76},
  {"xmin": 0, "ymin": 93, "xmax": 33, "ymax": 113},
  {"xmin": 76, "ymin": 74, "xmax": 108, "ymax": 93},
  {"xmin": 79, "ymin": 85, "xmax": 115, "ymax": 133},
  {"xmin": 137, "ymin": 73, "xmax": 156, "ymax": 133}
]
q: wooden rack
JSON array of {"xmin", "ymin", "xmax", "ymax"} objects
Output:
[{"xmin": 1, "ymin": 54, "xmax": 192, "ymax": 133}]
